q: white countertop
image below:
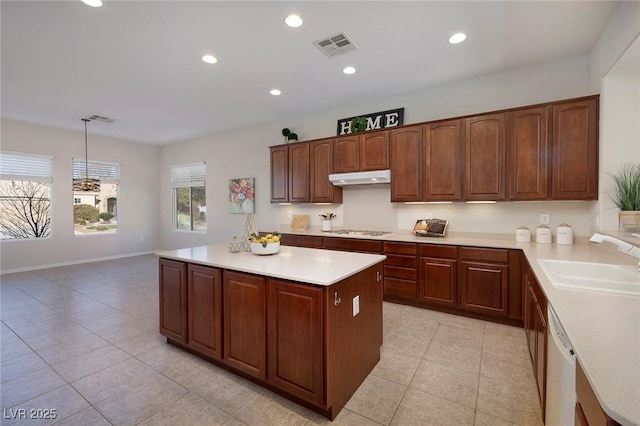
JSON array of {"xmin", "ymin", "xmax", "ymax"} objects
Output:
[
  {"xmin": 156, "ymin": 244, "xmax": 386, "ymax": 286},
  {"xmin": 282, "ymin": 227, "xmax": 640, "ymax": 425}
]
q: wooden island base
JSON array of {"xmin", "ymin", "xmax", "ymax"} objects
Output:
[{"xmin": 159, "ymin": 255, "xmax": 384, "ymax": 420}]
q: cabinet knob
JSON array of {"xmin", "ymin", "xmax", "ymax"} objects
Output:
[{"xmin": 334, "ymin": 291, "xmax": 341, "ymax": 306}]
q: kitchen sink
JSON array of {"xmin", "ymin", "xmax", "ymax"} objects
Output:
[{"xmin": 537, "ymin": 259, "xmax": 640, "ymax": 296}]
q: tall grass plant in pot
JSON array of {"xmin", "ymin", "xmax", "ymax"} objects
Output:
[{"xmin": 609, "ymin": 163, "xmax": 640, "ymax": 230}]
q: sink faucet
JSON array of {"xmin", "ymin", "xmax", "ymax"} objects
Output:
[{"xmin": 589, "ymin": 233, "xmax": 640, "ymax": 261}]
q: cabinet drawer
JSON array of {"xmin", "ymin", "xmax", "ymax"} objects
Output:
[
  {"xmin": 323, "ymin": 237, "xmax": 382, "ymax": 253},
  {"xmin": 459, "ymin": 247, "xmax": 509, "ymax": 263},
  {"xmin": 384, "ymin": 254, "xmax": 416, "ymax": 268},
  {"xmin": 280, "ymin": 234, "xmax": 323, "ymax": 248},
  {"xmin": 384, "ymin": 278, "xmax": 417, "ymax": 300},
  {"xmin": 383, "ymin": 242, "xmax": 417, "ymax": 255},
  {"xmin": 419, "ymin": 244, "xmax": 458, "ymax": 259},
  {"xmin": 384, "ymin": 265, "xmax": 416, "ymax": 281}
]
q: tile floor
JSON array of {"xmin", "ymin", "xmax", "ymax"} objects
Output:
[{"xmin": 1, "ymin": 254, "xmax": 543, "ymax": 425}]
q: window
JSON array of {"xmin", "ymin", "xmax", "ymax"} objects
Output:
[
  {"xmin": 171, "ymin": 162, "xmax": 206, "ymax": 231},
  {"xmin": 73, "ymin": 159, "xmax": 119, "ymax": 235},
  {"xmin": 0, "ymin": 151, "xmax": 53, "ymax": 240}
]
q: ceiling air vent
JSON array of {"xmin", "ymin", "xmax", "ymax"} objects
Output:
[
  {"xmin": 85, "ymin": 115, "xmax": 115, "ymax": 123},
  {"xmin": 313, "ymin": 32, "xmax": 358, "ymax": 58}
]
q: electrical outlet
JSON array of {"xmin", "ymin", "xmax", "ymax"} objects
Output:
[
  {"xmin": 352, "ymin": 295, "xmax": 360, "ymax": 317},
  {"xmin": 425, "ymin": 212, "xmax": 433, "ymax": 220},
  {"xmin": 540, "ymin": 214, "xmax": 550, "ymax": 225},
  {"xmin": 287, "ymin": 210, "xmax": 293, "ymax": 218}
]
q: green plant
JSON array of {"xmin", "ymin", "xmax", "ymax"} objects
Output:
[
  {"xmin": 609, "ymin": 163, "xmax": 640, "ymax": 211},
  {"xmin": 281, "ymin": 128, "xmax": 298, "ymax": 142},
  {"xmin": 74, "ymin": 204, "xmax": 99, "ymax": 224},
  {"xmin": 350, "ymin": 117, "xmax": 367, "ymax": 133},
  {"xmin": 99, "ymin": 212, "xmax": 114, "ymax": 222}
]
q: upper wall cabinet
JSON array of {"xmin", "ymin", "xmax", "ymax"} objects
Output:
[
  {"xmin": 424, "ymin": 120, "xmax": 462, "ymax": 201},
  {"xmin": 390, "ymin": 125, "xmax": 423, "ymax": 202},
  {"xmin": 270, "ymin": 145, "xmax": 289, "ymax": 203},
  {"xmin": 334, "ymin": 130, "xmax": 389, "ymax": 173},
  {"xmin": 464, "ymin": 113, "xmax": 507, "ymax": 201},
  {"xmin": 310, "ymin": 139, "xmax": 343, "ymax": 203},
  {"xmin": 508, "ymin": 107, "xmax": 550, "ymax": 200},
  {"xmin": 270, "ymin": 143, "xmax": 310, "ymax": 203},
  {"xmin": 551, "ymin": 98, "xmax": 598, "ymax": 200}
]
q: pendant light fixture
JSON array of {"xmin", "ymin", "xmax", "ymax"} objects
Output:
[{"xmin": 73, "ymin": 118, "xmax": 101, "ymax": 192}]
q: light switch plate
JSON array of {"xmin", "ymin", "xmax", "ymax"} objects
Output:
[{"xmin": 352, "ymin": 295, "xmax": 359, "ymax": 317}]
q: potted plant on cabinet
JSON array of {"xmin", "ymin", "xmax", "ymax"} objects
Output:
[
  {"xmin": 350, "ymin": 117, "xmax": 367, "ymax": 133},
  {"xmin": 609, "ymin": 162, "xmax": 640, "ymax": 230}
]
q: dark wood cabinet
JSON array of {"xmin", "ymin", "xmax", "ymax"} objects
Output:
[
  {"xmin": 279, "ymin": 233, "xmax": 324, "ymax": 248},
  {"xmin": 575, "ymin": 360, "xmax": 621, "ymax": 426},
  {"xmin": 424, "ymin": 120, "xmax": 462, "ymax": 201},
  {"xmin": 419, "ymin": 244, "xmax": 458, "ymax": 307},
  {"xmin": 289, "ymin": 142, "xmax": 310, "ymax": 203},
  {"xmin": 223, "ymin": 271, "xmax": 266, "ymax": 380},
  {"xmin": 551, "ymin": 98, "xmax": 598, "ymax": 200},
  {"xmin": 310, "ymin": 138, "xmax": 342, "ymax": 203},
  {"xmin": 159, "ymin": 258, "xmax": 187, "ymax": 343},
  {"xmin": 523, "ymin": 260, "xmax": 547, "ymax": 422},
  {"xmin": 508, "ymin": 107, "xmax": 550, "ymax": 200},
  {"xmin": 464, "ymin": 113, "xmax": 507, "ymax": 201},
  {"xmin": 334, "ymin": 130, "xmax": 389, "ymax": 173},
  {"xmin": 390, "ymin": 125, "xmax": 423, "ymax": 202},
  {"xmin": 383, "ymin": 242, "xmax": 418, "ymax": 301},
  {"xmin": 322, "ymin": 237, "xmax": 382, "ymax": 253},
  {"xmin": 459, "ymin": 247, "xmax": 509, "ymax": 316},
  {"xmin": 267, "ymin": 279, "xmax": 324, "ymax": 405},
  {"xmin": 187, "ymin": 264, "xmax": 222, "ymax": 359},
  {"xmin": 270, "ymin": 145, "xmax": 288, "ymax": 203}
]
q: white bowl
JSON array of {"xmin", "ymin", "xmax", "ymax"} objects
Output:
[{"xmin": 250, "ymin": 241, "xmax": 280, "ymax": 255}]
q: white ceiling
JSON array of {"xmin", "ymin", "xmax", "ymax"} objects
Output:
[{"xmin": 1, "ymin": 1, "xmax": 618, "ymax": 145}]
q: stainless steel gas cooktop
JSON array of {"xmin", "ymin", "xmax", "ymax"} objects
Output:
[{"xmin": 327, "ymin": 230, "xmax": 393, "ymax": 237}]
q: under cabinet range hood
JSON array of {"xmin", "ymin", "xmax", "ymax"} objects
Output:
[{"xmin": 329, "ymin": 170, "xmax": 391, "ymax": 186}]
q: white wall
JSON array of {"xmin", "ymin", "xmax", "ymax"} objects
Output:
[{"xmin": 0, "ymin": 118, "xmax": 161, "ymax": 272}]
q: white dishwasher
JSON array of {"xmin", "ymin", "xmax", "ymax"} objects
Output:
[{"xmin": 546, "ymin": 305, "xmax": 577, "ymax": 426}]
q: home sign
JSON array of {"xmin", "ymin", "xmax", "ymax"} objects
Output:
[{"xmin": 337, "ymin": 108, "xmax": 404, "ymax": 136}]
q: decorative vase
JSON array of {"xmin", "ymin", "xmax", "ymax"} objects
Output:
[
  {"xmin": 618, "ymin": 211, "xmax": 640, "ymax": 230},
  {"xmin": 240, "ymin": 214, "xmax": 257, "ymax": 251},
  {"xmin": 321, "ymin": 220, "xmax": 332, "ymax": 231},
  {"xmin": 228, "ymin": 236, "xmax": 241, "ymax": 253}
]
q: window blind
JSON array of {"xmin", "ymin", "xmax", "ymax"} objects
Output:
[
  {"xmin": 171, "ymin": 162, "xmax": 206, "ymax": 188},
  {"xmin": 72, "ymin": 159, "xmax": 120, "ymax": 184},
  {"xmin": 0, "ymin": 150, "xmax": 53, "ymax": 182}
]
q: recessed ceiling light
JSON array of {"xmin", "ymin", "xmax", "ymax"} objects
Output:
[
  {"xmin": 270, "ymin": 89, "xmax": 282, "ymax": 96},
  {"xmin": 343, "ymin": 66, "xmax": 356, "ymax": 75},
  {"xmin": 449, "ymin": 32, "xmax": 467, "ymax": 44},
  {"xmin": 82, "ymin": 0, "xmax": 103, "ymax": 7},
  {"xmin": 202, "ymin": 55, "xmax": 218, "ymax": 64},
  {"xmin": 285, "ymin": 14, "xmax": 303, "ymax": 28}
]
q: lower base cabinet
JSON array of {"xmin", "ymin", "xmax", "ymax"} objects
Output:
[
  {"xmin": 158, "ymin": 258, "xmax": 383, "ymax": 420},
  {"xmin": 575, "ymin": 360, "xmax": 621, "ymax": 426},
  {"xmin": 419, "ymin": 244, "xmax": 458, "ymax": 307}
]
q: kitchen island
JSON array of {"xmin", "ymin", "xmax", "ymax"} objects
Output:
[{"xmin": 156, "ymin": 244, "xmax": 386, "ymax": 420}]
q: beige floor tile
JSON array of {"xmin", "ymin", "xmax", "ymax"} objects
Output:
[
  {"xmin": 390, "ymin": 387, "xmax": 475, "ymax": 426},
  {"xmin": 485, "ymin": 321, "xmax": 526, "ymax": 339},
  {"xmin": 0, "ymin": 303, "xmax": 56, "ymax": 322},
  {"xmin": 52, "ymin": 407, "xmax": 110, "ymax": 426},
  {"xmin": 51, "ymin": 344, "xmax": 131, "ymax": 382},
  {"xmin": 0, "ymin": 328, "xmax": 21, "ymax": 345},
  {"xmin": 136, "ymin": 342, "xmax": 198, "ymax": 371},
  {"xmin": 392, "ymin": 315, "xmax": 440, "ymax": 336},
  {"xmin": 409, "ymin": 360, "xmax": 479, "ymax": 409},
  {"xmin": 307, "ymin": 407, "xmax": 383, "ymax": 425},
  {"xmin": 1, "ymin": 338, "xmax": 33, "ymax": 361},
  {"xmin": 482, "ymin": 333, "xmax": 531, "ymax": 365},
  {"xmin": 475, "ymin": 410, "xmax": 517, "ymax": 425},
  {"xmin": 476, "ymin": 376, "xmax": 542, "ymax": 425},
  {"xmin": 0, "ymin": 367, "xmax": 65, "ymax": 410},
  {"xmin": 234, "ymin": 391, "xmax": 313, "ymax": 426},
  {"xmin": 480, "ymin": 350, "xmax": 538, "ymax": 392},
  {"xmin": 383, "ymin": 329, "xmax": 431, "ymax": 358},
  {"xmin": 139, "ymin": 392, "xmax": 230, "ymax": 425},
  {"xmin": 1, "ymin": 352, "xmax": 49, "ymax": 383},
  {"xmin": 424, "ymin": 339, "xmax": 482, "ymax": 373},
  {"xmin": 10, "ymin": 317, "xmax": 77, "ymax": 339},
  {"xmin": 371, "ymin": 346, "xmax": 421, "ymax": 385},
  {"xmin": 344, "ymin": 374, "xmax": 406, "ymax": 425},
  {"xmin": 2, "ymin": 385, "xmax": 89, "ymax": 426},
  {"xmin": 440, "ymin": 313, "xmax": 486, "ymax": 331},
  {"xmin": 36, "ymin": 333, "xmax": 109, "ymax": 365},
  {"xmin": 21, "ymin": 324, "xmax": 92, "ymax": 350},
  {"xmin": 114, "ymin": 329, "xmax": 167, "ymax": 356},
  {"xmin": 431, "ymin": 323, "xmax": 484, "ymax": 351}
]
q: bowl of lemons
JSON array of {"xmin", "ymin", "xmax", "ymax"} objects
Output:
[{"xmin": 249, "ymin": 232, "xmax": 281, "ymax": 255}]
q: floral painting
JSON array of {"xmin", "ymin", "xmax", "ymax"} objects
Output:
[{"xmin": 229, "ymin": 178, "xmax": 255, "ymax": 214}]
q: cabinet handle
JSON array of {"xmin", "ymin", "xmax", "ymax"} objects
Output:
[
  {"xmin": 334, "ymin": 291, "xmax": 341, "ymax": 306},
  {"xmin": 376, "ymin": 271, "xmax": 382, "ymax": 282}
]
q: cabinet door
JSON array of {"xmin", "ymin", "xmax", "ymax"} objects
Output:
[
  {"xmin": 289, "ymin": 143, "xmax": 310, "ymax": 203},
  {"xmin": 360, "ymin": 131, "xmax": 389, "ymax": 171},
  {"xmin": 535, "ymin": 302, "xmax": 547, "ymax": 413},
  {"xmin": 223, "ymin": 271, "xmax": 266, "ymax": 379},
  {"xmin": 334, "ymin": 136, "xmax": 360, "ymax": 173},
  {"xmin": 459, "ymin": 260, "xmax": 509, "ymax": 316},
  {"xmin": 270, "ymin": 146, "xmax": 288, "ymax": 203},
  {"xmin": 424, "ymin": 120, "xmax": 462, "ymax": 201},
  {"xmin": 524, "ymin": 279, "xmax": 537, "ymax": 364},
  {"xmin": 310, "ymin": 139, "xmax": 342, "ymax": 203},
  {"xmin": 551, "ymin": 98, "xmax": 598, "ymax": 200},
  {"xmin": 464, "ymin": 113, "xmax": 506, "ymax": 200},
  {"xmin": 390, "ymin": 125, "xmax": 423, "ymax": 202},
  {"xmin": 267, "ymin": 279, "xmax": 324, "ymax": 405},
  {"xmin": 187, "ymin": 264, "xmax": 222, "ymax": 359},
  {"xmin": 419, "ymin": 257, "xmax": 457, "ymax": 307},
  {"xmin": 159, "ymin": 258, "xmax": 187, "ymax": 343},
  {"xmin": 508, "ymin": 107, "xmax": 549, "ymax": 200}
]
